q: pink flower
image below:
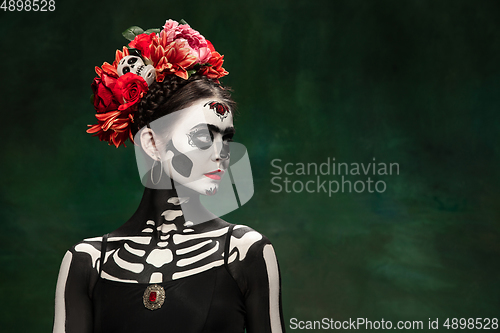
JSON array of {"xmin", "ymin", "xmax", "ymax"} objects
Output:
[
  {"xmin": 160, "ymin": 19, "xmax": 211, "ymax": 64},
  {"xmin": 162, "ymin": 19, "xmax": 179, "ymax": 42},
  {"xmin": 196, "ymin": 46, "xmax": 211, "ymax": 64}
]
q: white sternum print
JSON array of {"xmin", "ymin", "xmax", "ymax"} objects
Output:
[{"xmin": 97, "ymin": 222, "xmax": 226, "ymax": 283}]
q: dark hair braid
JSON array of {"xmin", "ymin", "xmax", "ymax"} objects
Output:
[{"xmin": 132, "ymin": 74, "xmax": 235, "ymax": 136}]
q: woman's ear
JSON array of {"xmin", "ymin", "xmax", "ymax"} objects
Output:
[{"xmin": 140, "ymin": 127, "xmax": 160, "ymax": 161}]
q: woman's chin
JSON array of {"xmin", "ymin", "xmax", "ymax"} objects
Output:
[
  {"xmin": 179, "ymin": 182, "xmax": 220, "ymax": 196},
  {"xmin": 205, "ymin": 187, "xmax": 218, "ymax": 196},
  {"xmin": 195, "ymin": 178, "xmax": 222, "ymax": 196}
]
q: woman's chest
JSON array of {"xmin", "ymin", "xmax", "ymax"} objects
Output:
[
  {"xmin": 93, "ymin": 265, "xmax": 246, "ymax": 333},
  {"xmin": 100, "ymin": 225, "xmax": 230, "ymax": 283}
]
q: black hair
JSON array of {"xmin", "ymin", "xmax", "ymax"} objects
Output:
[{"xmin": 132, "ymin": 74, "xmax": 236, "ymax": 136}]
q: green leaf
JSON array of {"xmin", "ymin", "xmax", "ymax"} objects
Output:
[
  {"xmin": 186, "ymin": 69, "xmax": 197, "ymax": 78},
  {"xmin": 144, "ymin": 28, "xmax": 160, "ymax": 34},
  {"xmin": 122, "ymin": 26, "xmax": 144, "ymax": 41},
  {"xmin": 179, "ymin": 19, "xmax": 189, "ymax": 25}
]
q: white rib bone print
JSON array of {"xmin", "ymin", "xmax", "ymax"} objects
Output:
[{"xmin": 74, "ymin": 198, "xmax": 261, "ymax": 284}]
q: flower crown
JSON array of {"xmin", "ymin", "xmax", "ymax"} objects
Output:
[{"xmin": 87, "ymin": 19, "xmax": 229, "ymax": 148}]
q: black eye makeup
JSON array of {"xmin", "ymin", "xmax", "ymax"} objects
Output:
[{"xmin": 222, "ymin": 132, "xmax": 234, "ymax": 142}]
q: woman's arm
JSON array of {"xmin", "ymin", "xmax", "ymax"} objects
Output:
[
  {"xmin": 228, "ymin": 227, "xmax": 286, "ymax": 333},
  {"xmin": 53, "ymin": 245, "xmax": 97, "ymax": 333}
]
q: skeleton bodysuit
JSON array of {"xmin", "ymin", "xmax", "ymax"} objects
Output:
[{"xmin": 53, "ymin": 188, "xmax": 285, "ymax": 333}]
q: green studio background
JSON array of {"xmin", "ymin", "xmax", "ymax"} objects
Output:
[{"xmin": 1, "ymin": 0, "xmax": 499, "ymax": 332}]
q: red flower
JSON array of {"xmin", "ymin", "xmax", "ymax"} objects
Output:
[
  {"xmin": 199, "ymin": 51, "xmax": 229, "ymax": 82},
  {"xmin": 91, "ymin": 73, "xmax": 120, "ymax": 113},
  {"xmin": 87, "ymin": 73, "xmax": 148, "ymax": 148},
  {"xmin": 129, "ymin": 33, "xmax": 155, "ymax": 59},
  {"xmin": 114, "ymin": 73, "xmax": 149, "ymax": 110}
]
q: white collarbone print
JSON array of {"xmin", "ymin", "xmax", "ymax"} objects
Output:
[{"xmin": 71, "ymin": 198, "xmax": 263, "ymax": 284}]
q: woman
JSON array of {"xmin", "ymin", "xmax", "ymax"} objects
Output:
[{"xmin": 53, "ymin": 19, "xmax": 285, "ymax": 333}]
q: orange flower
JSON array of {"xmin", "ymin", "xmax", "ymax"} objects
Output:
[
  {"xmin": 150, "ymin": 37, "xmax": 198, "ymax": 81},
  {"xmin": 112, "ymin": 46, "xmax": 130, "ymax": 70},
  {"xmin": 95, "ymin": 47, "xmax": 129, "ymax": 78},
  {"xmin": 199, "ymin": 51, "xmax": 229, "ymax": 82},
  {"xmin": 86, "ymin": 110, "xmax": 135, "ymax": 148}
]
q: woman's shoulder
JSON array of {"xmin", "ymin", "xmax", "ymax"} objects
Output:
[
  {"xmin": 224, "ymin": 223, "xmax": 274, "ymax": 261},
  {"xmin": 55, "ymin": 236, "xmax": 105, "ymax": 294},
  {"xmin": 231, "ymin": 224, "xmax": 269, "ymax": 241},
  {"xmin": 69, "ymin": 235, "xmax": 105, "ymax": 251},
  {"xmin": 65, "ymin": 235, "xmax": 106, "ymax": 270},
  {"xmin": 211, "ymin": 218, "xmax": 270, "ymax": 243}
]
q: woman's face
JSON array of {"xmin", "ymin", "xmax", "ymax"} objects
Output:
[{"xmin": 156, "ymin": 98, "xmax": 234, "ymax": 195}]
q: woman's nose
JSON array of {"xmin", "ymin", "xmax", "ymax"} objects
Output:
[
  {"xmin": 211, "ymin": 138, "xmax": 229, "ymax": 161},
  {"xmin": 211, "ymin": 139, "xmax": 223, "ymax": 161}
]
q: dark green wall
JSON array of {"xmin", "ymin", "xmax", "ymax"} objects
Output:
[{"xmin": 1, "ymin": 0, "xmax": 499, "ymax": 331}]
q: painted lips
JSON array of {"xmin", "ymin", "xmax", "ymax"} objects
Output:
[{"xmin": 204, "ymin": 169, "xmax": 224, "ymax": 180}]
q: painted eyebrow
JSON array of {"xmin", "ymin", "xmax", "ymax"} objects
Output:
[{"xmin": 190, "ymin": 124, "xmax": 235, "ymax": 135}]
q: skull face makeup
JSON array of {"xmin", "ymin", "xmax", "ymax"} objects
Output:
[{"xmin": 151, "ymin": 99, "xmax": 234, "ymax": 195}]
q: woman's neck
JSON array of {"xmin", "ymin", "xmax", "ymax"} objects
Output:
[{"xmin": 114, "ymin": 183, "xmax": 216, "ymax": 237}]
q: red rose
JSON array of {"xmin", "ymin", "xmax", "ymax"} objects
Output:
[
  {"xmin": 113, "ymin": 73, "xmax": 149, "ymax": 111},
  {"xmin": 87, "ymin": 73, "xmax": 148, "ymax": 148},
  {"xmin": 91, "ymin": 73, "xmax": 120, "ymax": 113},
  {"xmin": 129, "ymin": 33, "xmax": 154, "ymax": 59}
]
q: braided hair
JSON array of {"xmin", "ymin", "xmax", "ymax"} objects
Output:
[{"xmin": 132, "ymin": 74, "xmax": 236, "ymax": 136}]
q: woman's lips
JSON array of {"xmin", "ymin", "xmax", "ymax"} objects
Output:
[{"xmin": 204, "ymin": 169, "xmax": 224, "ymax": 180}]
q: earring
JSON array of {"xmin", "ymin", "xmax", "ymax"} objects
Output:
[{"xmin": 151, "ymin": 157, "xmax": 163, "ymax": 185}]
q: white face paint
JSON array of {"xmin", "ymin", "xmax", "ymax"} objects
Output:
[{"xmin": 156, "ymin": 99, "xmax": 234, "ymax": 195}]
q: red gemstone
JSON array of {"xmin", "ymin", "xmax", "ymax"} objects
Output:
[{"xmin": 149, "ymin": 291, "xmax": 157, "ymax": 303}]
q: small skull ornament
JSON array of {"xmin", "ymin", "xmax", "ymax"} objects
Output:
[{"xmin": 117, "ymin": 55, "xmax": 156, "ymax": 86}]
